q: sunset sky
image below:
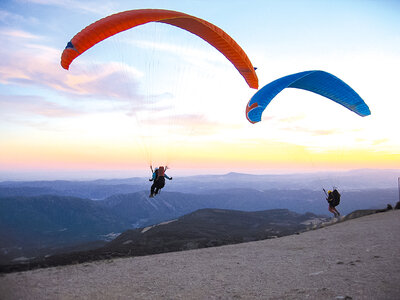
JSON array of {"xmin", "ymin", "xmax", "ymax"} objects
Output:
[{"xmin": 0, "ymin": 0, "xmax": 399, "ymax": 179}]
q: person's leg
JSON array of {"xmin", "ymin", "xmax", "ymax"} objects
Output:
[
  {"xmin": 155, "ymin": 177, "xmax": 165, "ymax": 195},
  {"xmin": 150, "ymin": 182, "xmax": 156, "ymax": 196},
  {"xmin": 329, "ymin": 205, "xmax": 338, "ymax": 217},
  {"xmin": 334, "ymin": 207, "xmax": 340, "ymax": 216},
  {"xmin": 159, "ymin": 177, "xmax": 165, "ymax": 189}
]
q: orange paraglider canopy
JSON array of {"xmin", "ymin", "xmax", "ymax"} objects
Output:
[{"xmin": 61, "ymin": 9, "xmax": 258, "ymax": 89}]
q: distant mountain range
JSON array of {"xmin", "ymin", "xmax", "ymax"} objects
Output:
[
  {"xmin": 1, "ymin": 169, "xmax": 399, "ymax": 200},
  {"xmin": 0, "ymin": 208, "xmax": 330, "ymax": 273},
  {"xmin": 0, "ymin": 178, "xmax": 144, "ymax": 200},
  {"xmin": 0, "ymin": 195, "xmax": 129, "ymax": 264},
  {"xmin": 2, "ymin": 207, "xmax": 394, "ymax": 274},
  {"xmin": 1, "ymin": 186, "xmax": 397, "ymax": 265},
  {"xmin": 1, "ymin": 169, "xmax": 398, "ymax": 268}
]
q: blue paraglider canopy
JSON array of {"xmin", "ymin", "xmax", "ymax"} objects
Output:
[{"xmin": 246, "ymin": 70, "xmax": 371, "ymax": 124}]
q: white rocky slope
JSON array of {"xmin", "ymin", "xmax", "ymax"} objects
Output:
[{"xmin": 1, "ymin": 210, "xmax": 399, "ymax": 299}]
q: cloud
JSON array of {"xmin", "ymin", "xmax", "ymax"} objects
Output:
[
  {"xmin": 282, "ymin": 126, "xmax": 338, "ymax": 136},
  {"xmin": 124, "ymin": 92, "xmax": 174, "ymax": 116},
  {"xmin": 62, "ymin": 62, "xmax": 143, "ymax": 100},
  {"xmin": 16, "ymin": 0, "xmax": 115, "ymax": 15},
  {"xmin": 140, "ymin": 113, "xmax": 225, "ymax": 136},
  {"xmin": 0, "ymin": 9, "xmax": 38, "ymax": 25},
  {"xmin": 0, "ymin": 26, "xmax": 231, "ymax": 118},
  {"xmin": 0, "ymin": 31, "xmax": 147, "ymax": 104},
  {"xmin": 0, "ymin": 28, "xmax": 40, "ymax": 39},
  {"xmin": 372, "ymin": 138, "xmax": 389, "ymax": 146},
  {"xmin": 252, "ymin": 114, "xmax": 338, "ymax": 136},
  {"xmin": 128, "ymin": 38, "xmax": 234, "ymax": 76},
  {"xmin": 278, "ymin": 115, "xmax": 306, "ymax": 123},
  {"xmin": 0, "ymin": 94, "xmax": 83, "ymax": 118},
  {"xmin": 132, "ymin": 39, "xmax": 226, "ymax": 65}
]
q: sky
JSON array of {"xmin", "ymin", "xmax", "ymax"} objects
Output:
[{"xmin": 0, "ymin": 0, "xmax": 399, "ymax": 179}]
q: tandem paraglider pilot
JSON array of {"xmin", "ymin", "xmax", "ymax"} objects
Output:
[{"xmin": 149, "ymin": 166, "xmax": 172, "ymax": 198}]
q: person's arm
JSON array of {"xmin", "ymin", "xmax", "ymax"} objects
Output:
[
  {"xmin": 164, "ymin": 174, "xmax": 172, "ymax": 180},
  {"xmin": 149, "ymin": 166, "xmax": 154, "ymax": 181}
]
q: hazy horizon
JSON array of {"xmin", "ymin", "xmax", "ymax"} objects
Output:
[{"xmin": 1, "ymin": 167, "xmax": 399, "ymax": 182}]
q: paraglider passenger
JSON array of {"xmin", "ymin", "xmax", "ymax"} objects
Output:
[
  {"xmin": 149, "ymin": 166, "xmax": 172, "ymax": 198},
  {"xmin": 149, "ymin": 167, "xmax": 159, "ymax": 196},
  {"xmin": 325, "ymin": 189, "xmax": 341, "ymax": 218}
]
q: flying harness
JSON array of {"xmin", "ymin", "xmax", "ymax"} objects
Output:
[{"xmin": 328, "ymin": 189, "xmax": 341, "ymax": 207}]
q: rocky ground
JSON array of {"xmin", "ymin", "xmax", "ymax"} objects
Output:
[{"xmin": 0, "ymin": 210, "xmax": 399, "ymax": 299}]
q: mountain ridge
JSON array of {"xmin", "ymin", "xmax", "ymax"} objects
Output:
[
  {"xmin": 1, "ymin": 187, "xmax": 397, "ymax": 264},
  {"xmin": 0, "ymin": 208, "xmax": 329, "ymax": 273},
  {"xmin": 1, "ymin": 168, "xmax": 398, "ymax": 199}
]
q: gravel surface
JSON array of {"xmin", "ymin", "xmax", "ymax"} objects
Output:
[{"xmin": 1, "ymin": 210, "xmax": 399, "ymax": 299}]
